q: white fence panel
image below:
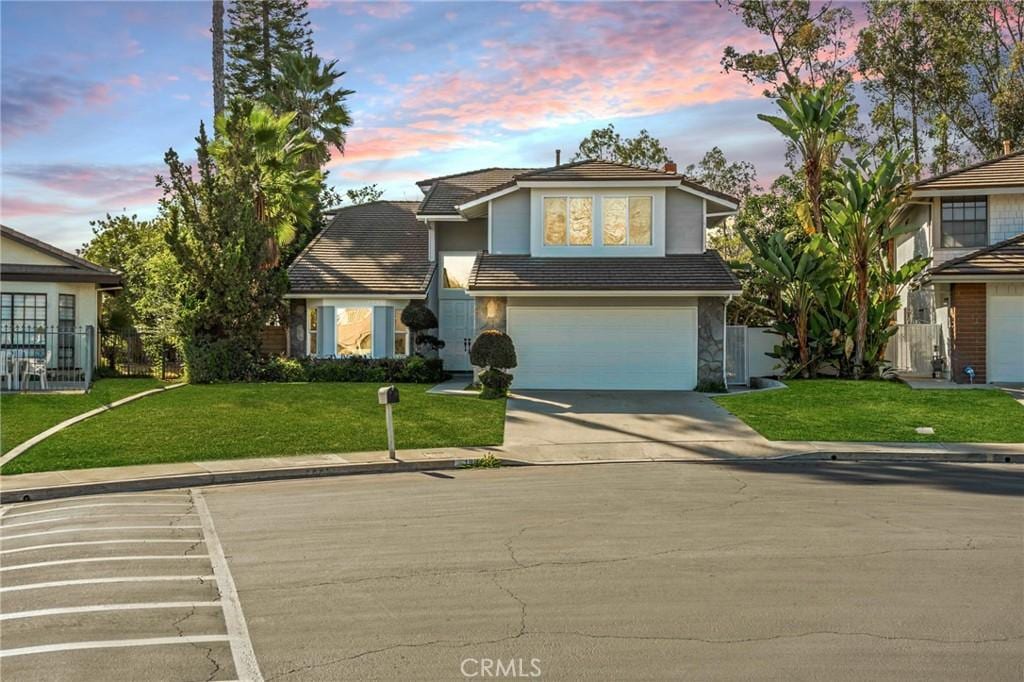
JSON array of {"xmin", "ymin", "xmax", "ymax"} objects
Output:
[
  {"xmin": 725, "ymin": 325, "xmax": 747, "ymax": 385},
  {"xmin": 747, "ymin": 327, "xmax": 779, "ymax": 378},
  {"xmin": 886, "ymin": 324, "xmax": 943, "ymax": 376}
]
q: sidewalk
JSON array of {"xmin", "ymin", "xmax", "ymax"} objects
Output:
[{"xmin": 2, "ymin": 439, "xmax": 1021, "ymax": 503}]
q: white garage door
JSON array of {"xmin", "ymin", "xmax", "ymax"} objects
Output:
[
  {"xmin": 506, "ymin": 306, "xmax": 697, "ymax": 390},
  {"xmin": 989, "ymin": 284, "xmax": 1024, "ymax": 382}
]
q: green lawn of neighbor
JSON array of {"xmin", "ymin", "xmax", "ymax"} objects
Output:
[
  {"xmin": 2, "ymin": 382, "xmax": 506, "ymax": 475},
  {"xmin": 714, "ymin": 379, "xmax": 1024, "ymax": 443},
  {"xmin": 1, "ymin": 378, "xmax": 166, "ymax": 455}
]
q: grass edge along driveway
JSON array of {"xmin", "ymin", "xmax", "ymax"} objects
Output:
[
  {"xmin": 714, "ymin": 379, "xmax": 1024, "ymax": 443},
  {"xmin": 2, "ymin": 382, "xmax": 506, "ymax": 475},
  {"xmin": 0, "ymin": 378, "xmax": 166, "ymax": 455}
]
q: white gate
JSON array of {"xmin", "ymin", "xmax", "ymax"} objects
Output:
[
  {"xmin": 725, "ymin": 325, "xmax": 747, "ymax": 385},
  {"xmin": 886, "ymin": 324, "xmax": 943, "ymax": 377}
]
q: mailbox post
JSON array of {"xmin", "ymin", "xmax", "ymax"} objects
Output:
[{"xmin": 378, "ymin": 385, "xmax": 400, "ymax": 459}]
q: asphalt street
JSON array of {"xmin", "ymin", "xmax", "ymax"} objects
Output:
[{"xmin": 2, "ymin": 461, "xmax": 1022, "ymax": 681}]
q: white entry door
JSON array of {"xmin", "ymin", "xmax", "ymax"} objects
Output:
[
  {"xmin": 988, "ymin": 284, "xmax": 1024, "ymax": 382},
  {"xmin": 440, "ymin": 299, "xmax": 475, "ymax": 371},
  {"xmin": 507, "ymin": 305, "xmax": 698, "ymax": 390}
]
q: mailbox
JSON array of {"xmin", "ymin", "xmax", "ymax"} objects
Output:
[{"xmin": 378, "ymin": 385, "xmax": 400, "ymax": 405}]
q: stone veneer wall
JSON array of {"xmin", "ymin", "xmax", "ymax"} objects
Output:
[
  {"xmin": 288, "ymin": 299, "xmax": 307, "ymax": 358},
  {"xmin": 949, "ymin": 282, "xmax": 987, "ymax": 383},
  {"xmin": 474, "ymin": 296, "xmax": 507, "ymax": 335},
  {"xmin": 697, "ymin": 297, "xmax": 725, "ymax": 388}
]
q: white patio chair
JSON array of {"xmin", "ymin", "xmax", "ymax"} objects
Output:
[
  {"xmin": 21, "ymin": 351, "xmax": 50, "ymax": 390},
  {"xmin": 0, "ymin": 351, "xmax": 13, "ymax": 390}
]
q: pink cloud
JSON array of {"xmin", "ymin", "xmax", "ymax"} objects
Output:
[
  {"xmin": 4, "ymin": 163, "xmax": 162, "ymax": 199},
  {"xmin": 0, "ymin": 196, "xmax": 81, "ymax": 219},
  {"xmin": 330, "ymin": 127, "xmax": 467, "ymax": 164},
  {"xmin": 339, "ymin": 2, "xmax": 412, "ymax": 20},
  {"xmin": 445, "ymin": 11, "xmax": 457, "ymax": 22}
]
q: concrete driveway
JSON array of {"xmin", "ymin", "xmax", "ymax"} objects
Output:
[{"xmin": 504, "ymin": 390, "xmax": 764, "ymax": 448}]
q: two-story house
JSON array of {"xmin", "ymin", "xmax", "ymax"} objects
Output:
[
  {"xmin": 895, "ymin": 148, "xmax": 1024, "ymax": 383},
  {"xmin": 285, "ymin": 159, "xmax": 741, "ymax": 390}
]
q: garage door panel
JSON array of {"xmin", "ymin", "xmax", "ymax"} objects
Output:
[
  {"xmin": 507, "ymin": 306, "xmax": 697, "ymax": 390},
  {"xmin": 989, "ymin": 284, "xmax": 1024, "ymax": 382}
]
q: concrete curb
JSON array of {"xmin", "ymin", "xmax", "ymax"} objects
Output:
[
  {"xmin": 0, "ymin": 383, "xmax": 187, "ymax": 468},
  {"xmin": 3, "ymin": 448, "xmax": 1020, "ymax": 504}
]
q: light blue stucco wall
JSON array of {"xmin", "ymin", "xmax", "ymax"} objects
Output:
[
  {"xmin": 490, "ymin": 189, "xmax": 531, "ymax": 254},
  {"xmin": 666, "ymin": 190, "xmax": 704, "ymax": 254}
]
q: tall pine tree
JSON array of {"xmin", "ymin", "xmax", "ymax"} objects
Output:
[{"xmin": 225, "ymin": 0, "xmax": 313, "ymax": 101}]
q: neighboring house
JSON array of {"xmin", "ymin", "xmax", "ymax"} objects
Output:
[
  {"xmin": 286, "ymin": 159, "xmax": 741, "ymax": 390},
  {"xmin": 1, "ymin": 224, "xmax": 121, "ymax": 383},
  {"xmin": 895, "ymin": 149, "xmax": 1024, "ymax": 383}
]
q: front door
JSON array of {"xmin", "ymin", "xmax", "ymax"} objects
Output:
[{"xmin": 439, "ymin": 299, "xmax": 474, "ymax": 371}]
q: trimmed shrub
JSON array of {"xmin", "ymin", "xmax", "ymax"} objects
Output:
[
  {"xmin": 184, "ymin": 338, "xmax": 258, "ymax": 383},
  {"xmin": 400, "ymin": 300, "xmax": 438, "ymax": 332},
  {"xmin": 471, "ymin": 330, "xmax": 517, "ymax": 399},
  {"xmin": 253, "ymin": 355, "xmax": 446, "ymax": 384},
  {"xmin": 256, "ymin": 357, "xmax": 306, "ymax": 382}
]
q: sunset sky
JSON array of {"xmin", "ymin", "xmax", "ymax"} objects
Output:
[{"xmin": 1, "ymin": 1, "xmax": 863, "ymax": 250}]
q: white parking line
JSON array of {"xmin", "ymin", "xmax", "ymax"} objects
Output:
[
  {"xmin": 0, "ymin": 635, "xmax": 232, "ymax": 658},
  {"xmin": 4, "ymin": 503, "xmax": 193, "ymax": 519},
  {"xmin": 0, "ymin": 575, "xmax": 216, "ymax": 593},
  {"xmin": 1, "ymin": 514, "xmax": 197, "ymax": 529},
  {"xmin": 1, "ymin": 555, "xmax": 212, "ymax": 573},
  {"xmin": 2, "ymin": 539, "xmax": 203, "ymax": 555},
  {"xmin": 0, "ymin": 494, "xmax": 188, "ymax": 511},
  {"xmin": 1, "ymin": 526, "xmax": 202, "ymax": 541},
  {"xmin": 193, "ymin": 489, "xmax": 263, "ymax": 682},
  {"xmin": 1, "ymin": 602, "xmax": 222, "ymax": 621}
]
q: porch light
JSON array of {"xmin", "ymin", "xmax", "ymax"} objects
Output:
[{"xmin": 486, "ymin": 299, "xmax": 499, "ymax": 320}]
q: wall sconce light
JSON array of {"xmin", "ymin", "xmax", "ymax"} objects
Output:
[{"xmin": 485, "ymin": 299, "xmax": 499, "ymax": 320}]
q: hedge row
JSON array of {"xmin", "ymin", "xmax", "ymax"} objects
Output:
[{"xmin": 256, "ymin": 355, "xmax": 446, "ymax": 384}]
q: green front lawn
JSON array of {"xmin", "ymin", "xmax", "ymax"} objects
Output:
[
  {"xmin": 1, "ymin": 378, "xmax": 166, "ymax": 455},
  {"xmin": 1, "ymin": 383, "xmax": 506, "ymax": 475},
  {"xmin": 715, "ymin": 380, "xmax": 1024, "ymax": 443}
]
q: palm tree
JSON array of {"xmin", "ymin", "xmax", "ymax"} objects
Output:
[
  {"xmin": 758, "ymin": 82, "xmax": 856, "ymax": 236},
  {"xmin": 267, "ymin": 52, "xmax": 354, "ymax": 168},
  {"xmin": 824, "ymin": 151, "xmax": 913, "ymax": 378},
  {"xmin": 210, "ymin": 102, "xmax": 321, "ymax": 267}
]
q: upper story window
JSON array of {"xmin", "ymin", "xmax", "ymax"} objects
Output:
[
  {"xmin": 543, "ymin": 197, "xmax": 593, "ymax": 246},
  {"xmin": 602, "ymin": 196, "xmax": 652, "ymax": 246},
  {"xmin": 940, "ymin": 196, "xmax": 987, "ymax": 248},
  {"xmin": 442, "ymin": 253, "xmax": 476, "ymax": 289}
]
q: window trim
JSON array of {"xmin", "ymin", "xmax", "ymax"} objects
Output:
[
  {"xmin": 939, "ymin": 195, "xmax": 988, "ymax": 249},
  {"xmin": 601, "ymin": 195, "xmax": 654, "ymax": 246},
  {"xmin": 1, "ymin": 292, "xmax": 48, "ymax": 348},
  {"xmin": 307, "ymin": 306, "xmax": 318, "ymax": 356},
  {"xmin": 543, "ymin": 195, "xmax": 594, "ymax": 247},
  {"xmin": 394, "ymin": 307, "xmax": 410, "ymax": 357}
]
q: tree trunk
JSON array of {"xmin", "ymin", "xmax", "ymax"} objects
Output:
[
  {"xmin": 806, "ymin": 157, "xmax": 825, "ymax": 236},
  {"xmin": 853, "ymin": 260, "xmax": 869, "ymax": 379},
  {"xmin": 261, "ymin": 0, "xmax": 272, "ymax": 95},
  {"xmin": 212, "ymin": 0, "xmax": 225, "ymax": 119},
  {"xmin": 797, "ymin": 305, "xmax": 810, "ymax": 379}
]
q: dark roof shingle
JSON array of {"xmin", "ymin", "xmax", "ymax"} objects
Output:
[
  {"xmin": 914, "ymin": 149, "xmax": 1024, "ymax": 191},
  {"xmin": 288, "ymin": 201, "xmax": 434, "ymax": 295},
  {"xmin": 468, "ymin": 252, "xmax": 740, "ymax": 292},
  {"xmin": 928, "ymin": 233, "xmax": 1024, "ymax": 277},
  {"xmin": 417, "ymin": 168, "xmax": 535, "ymax": 215}
]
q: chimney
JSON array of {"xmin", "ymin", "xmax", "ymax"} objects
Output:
[
  {"xmin": 1003, "ymin": 140, "xmax": 1012, "ymax": 155},
  {"xmin": 663, "ymin": 161, "xmax": 677, "ymax": 174},
  {"xmin": 555, "ymin": 149, "xmax": 561, "ymax": 166}
]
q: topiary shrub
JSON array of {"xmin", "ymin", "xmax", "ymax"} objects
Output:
[
  {"xmin": 401, "ymin": 301, "xmax": 445, "ymax": 355},
  {"xmin": 470, "ymin": 330, "xmax": 517, "ymax": 399}
]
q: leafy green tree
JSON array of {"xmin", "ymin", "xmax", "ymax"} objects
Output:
[
  {"xmin": 685, "ymin": 146, "xmax": 760, "ymax": 198},
  {"xmin": 210, "ymin": 101, "xmax": 322, "ymax": 267},
  {"xmin": 81, "ymin": 214, "xmax": 182, "ymax": 338},
  {"xmin": 345, "ymin": 184, "xmax": 384, "ymax": 205},
  {"xmin": 720, "ymin": 0, "xmax": 856, "ymax": 94},
  {"xmin": 824, "ymin": 151, "xmax": 927, "ymax": 378},
  {"xmin": 573, "ymin": 124, "xmax": 670, "ymax": 168},
  {"xmin": 226, "ymin": 0, "xmax": 313, "ymax": 101},
  {"xmin": 758, "ymin": 82, "xmax": 856, "ymax": 235}
]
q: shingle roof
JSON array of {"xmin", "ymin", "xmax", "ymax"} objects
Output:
[
  {"xmin": 1, "ymin": 224, "xmax": 121, "ymax": 284},
  {"xmin": 914, "ymin": 149, "xmax": 1024, "ymax": 191},
  {"xmin": 288, "ymin": 201, "xmax": 435, "ymax": 295},
  {"xmin": 417, "ymin": 168, "xmax": 536, "ymax": 215},
  {"xmin": 928, "ymin": 233, "xmax": 1024, "ymax": 277},
  {"xmin": 468, "ymin": 252, "xmax": 741, "ymax": 292}
]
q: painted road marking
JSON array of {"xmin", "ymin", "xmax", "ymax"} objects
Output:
[
  {"xmin": 1, "ymin": 555, "xmax": 212, "ymax": 573},
  {"xmin": 0, "ymin": 575, "xmax": 217, "ymax": 594},
  {"xmin": 1, "ymin": 539, "xmax": 203, "ymax": 555},
  {"xmin": 1, "ymin": 526, "xmax": 202, "ymax": 541},
  {"xmin": 194, "ymin": 489, "xmax": 263, "ymax": 682},
  {"xmin": 0, "ymin": 494, "xmax": 188, "ymax": 511},
  {"xmin": 0, "ymin": 635, "xmax": 232, "ymax": 658},
  {"xmin": 1, "ymin": 602, "xmax": 222, "ymax": 621},
  {"xmin": 1, "ymin": 514, "xmax": 197, "ymax": 529},
  {"xmin": 4, "ymin": 503, "xmax": 193, "ymax": 519}
]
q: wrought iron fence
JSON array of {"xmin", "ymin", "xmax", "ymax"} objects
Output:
[
  {"xmin": 0, "ymin": 324, "xmax": 95, "ymax": 392},
  {"xmin": 98, "ymin": 329, "xmax": 183, "ymax": 380}
]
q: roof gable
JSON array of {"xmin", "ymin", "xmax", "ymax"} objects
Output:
[
  {"xmin": 416, "ymin": 168, "xmax": 536, "ymax": 216},
  {"xmin": 1, "ymin": 224, "xmax": 121, "ymax": 284},
  {"xmin": 914, "ymin": 149, "xmax": 1024, "ymax": 192}
]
